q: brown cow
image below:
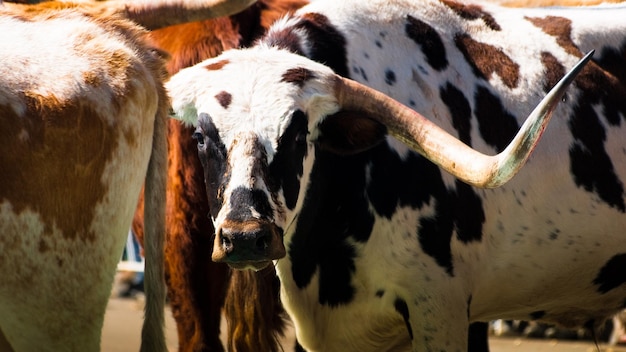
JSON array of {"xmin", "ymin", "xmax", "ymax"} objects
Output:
[
  {"xmin": 0, "ymin": 1, "xmax": 254, "ymax": 351},
  {"xmin": 131, "ymin": 1, "xmax": 308, "ymax": 351}
]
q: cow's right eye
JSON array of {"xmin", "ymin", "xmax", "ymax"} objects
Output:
[{"xmin": 192, "ymin": 131, "xmax": 205, "ymax": 147}]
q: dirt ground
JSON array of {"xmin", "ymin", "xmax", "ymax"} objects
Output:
[{"xmin": 101, "ymin": 296, "xmax": 626, "ymax": 352}]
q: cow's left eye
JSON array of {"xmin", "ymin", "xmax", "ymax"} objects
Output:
[{"xmin": 295, "ymin": 130, "xmax": 307, "ymax": 146}]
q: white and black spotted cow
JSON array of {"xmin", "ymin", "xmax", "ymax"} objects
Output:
[{"xmin": 166, "ymin": 0, "xmax": 626, "ymax": 350}]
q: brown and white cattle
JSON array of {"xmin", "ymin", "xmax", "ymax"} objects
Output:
[
  {"xmin": 130, "ymin": 1, "xmax": 307, "ymax": 351},
  {"xmin": 165, "ymin": 0, "xmax": 626, "ymax": 350},
  {"xmin": 0, "ymin": 0, "xmax": 254, "ymax": 351}
]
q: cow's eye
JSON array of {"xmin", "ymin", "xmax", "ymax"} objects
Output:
[
  {"xmin": 193, "ymin": 130, "xmax": 205, "ymax": 147},
  {"xmin": 295, "ymin": 130, "xmax": 307, "ymax": 146}
]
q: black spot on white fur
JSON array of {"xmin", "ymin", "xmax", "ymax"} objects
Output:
[
  {"xmin": 405, "ymin": 15, "xmax": 448, "ymax": 71},
  {"xmin": 594, "ymin": 253, "xmax": 626, "ymax": 294},
  {"xmin": 384, "ymin": 69, "xmax": 396, "ymax": 85},
  {"xmin": 394, "ymin": 298, "xmax": 413, "ymax": 340}
]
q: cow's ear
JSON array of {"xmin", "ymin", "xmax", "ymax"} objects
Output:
[{"xmin": 316, "ymin": 110, "xmax": 387, "ymax": 155}]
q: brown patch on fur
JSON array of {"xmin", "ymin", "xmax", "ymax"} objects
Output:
[
  {"xmin": 281, "ymin": 67, "xmax": 316, "ymax": 87},
  {"xmin": 215, "ymin": 91, "xmax": 233, "ymax": 109},
  {"xmin": 540, "ymin": 51, "xmax": 566, "ymax": 93},
  {"xmin": 205, "ymin": 59, "xmax": 230, "ymax": 71},
  {"xmin": 82, "ymin": 71, "xmax": 101, "ymax": 87},
  {"xmin": 526, "ymin": 16, "xmax": 580, "ymax": 57},
  {"xmin": 454, "ymin": 33, "xmax": 520, "ymax": 88},
  {"xmin": 0, "ymin": 92, "xmax": 117, "ymax": 242},
  {"xmin": 440, "ymin": 0, "xmax": 501, "ymax": 31}
]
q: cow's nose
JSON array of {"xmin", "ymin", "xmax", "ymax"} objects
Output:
[
  {"xmin": 220, "ymin": 228, "xmax": 272, "ymax": 256},
  {"xmin": 212, "ymin": 220, "xmax": 286, "ymax": 270}
]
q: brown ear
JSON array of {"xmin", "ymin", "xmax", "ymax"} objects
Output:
[{"xmin": 316, "ymin": 111, "xmax": 387, "ymax": 155}]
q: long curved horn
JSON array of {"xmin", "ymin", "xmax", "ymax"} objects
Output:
[
  {"xmin": 333, "ymin": 50, "xmax": 594, "ymax": 188},
  {"xmin": 91, "ymin": 0, "xmax": 257, "ymax": 30}
]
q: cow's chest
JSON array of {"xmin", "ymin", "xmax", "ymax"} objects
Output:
[
  {"xmin": 276, "ymin": 204, "xmax": 469, "ymax": 351},
  {"xmin": 275, "ymin": 253, "xmax": 414, "ymax": 352}
]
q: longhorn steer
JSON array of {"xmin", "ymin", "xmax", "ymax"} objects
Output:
[
  {"xmin": 0, "ymin": 0, "xmax": 253, "ymax": 351},
  {"xmin": 166, "ymin": 0, "xmax": 626, "ymax": 350}
]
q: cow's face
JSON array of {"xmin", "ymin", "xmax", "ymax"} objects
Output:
[{"xmin": 167, "ymin": 46, "xmax": 386, "ymax": 270}]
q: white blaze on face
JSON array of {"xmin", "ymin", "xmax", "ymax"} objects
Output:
[
  {"xmin": 167, "ymin": 45, "xmax": 343, "ymax": 227},
  {"xmin": 213, "ymin": 131, "xmax": 270, "ymax": 225}
]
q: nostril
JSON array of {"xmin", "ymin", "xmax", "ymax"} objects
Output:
[
  {"xmin": 255, "ymin": 234, "xmax": 270, "ymax": 252},
  {"xmin": 221, "ymin": 235, "xmax": 233, "ymax": 253}
]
